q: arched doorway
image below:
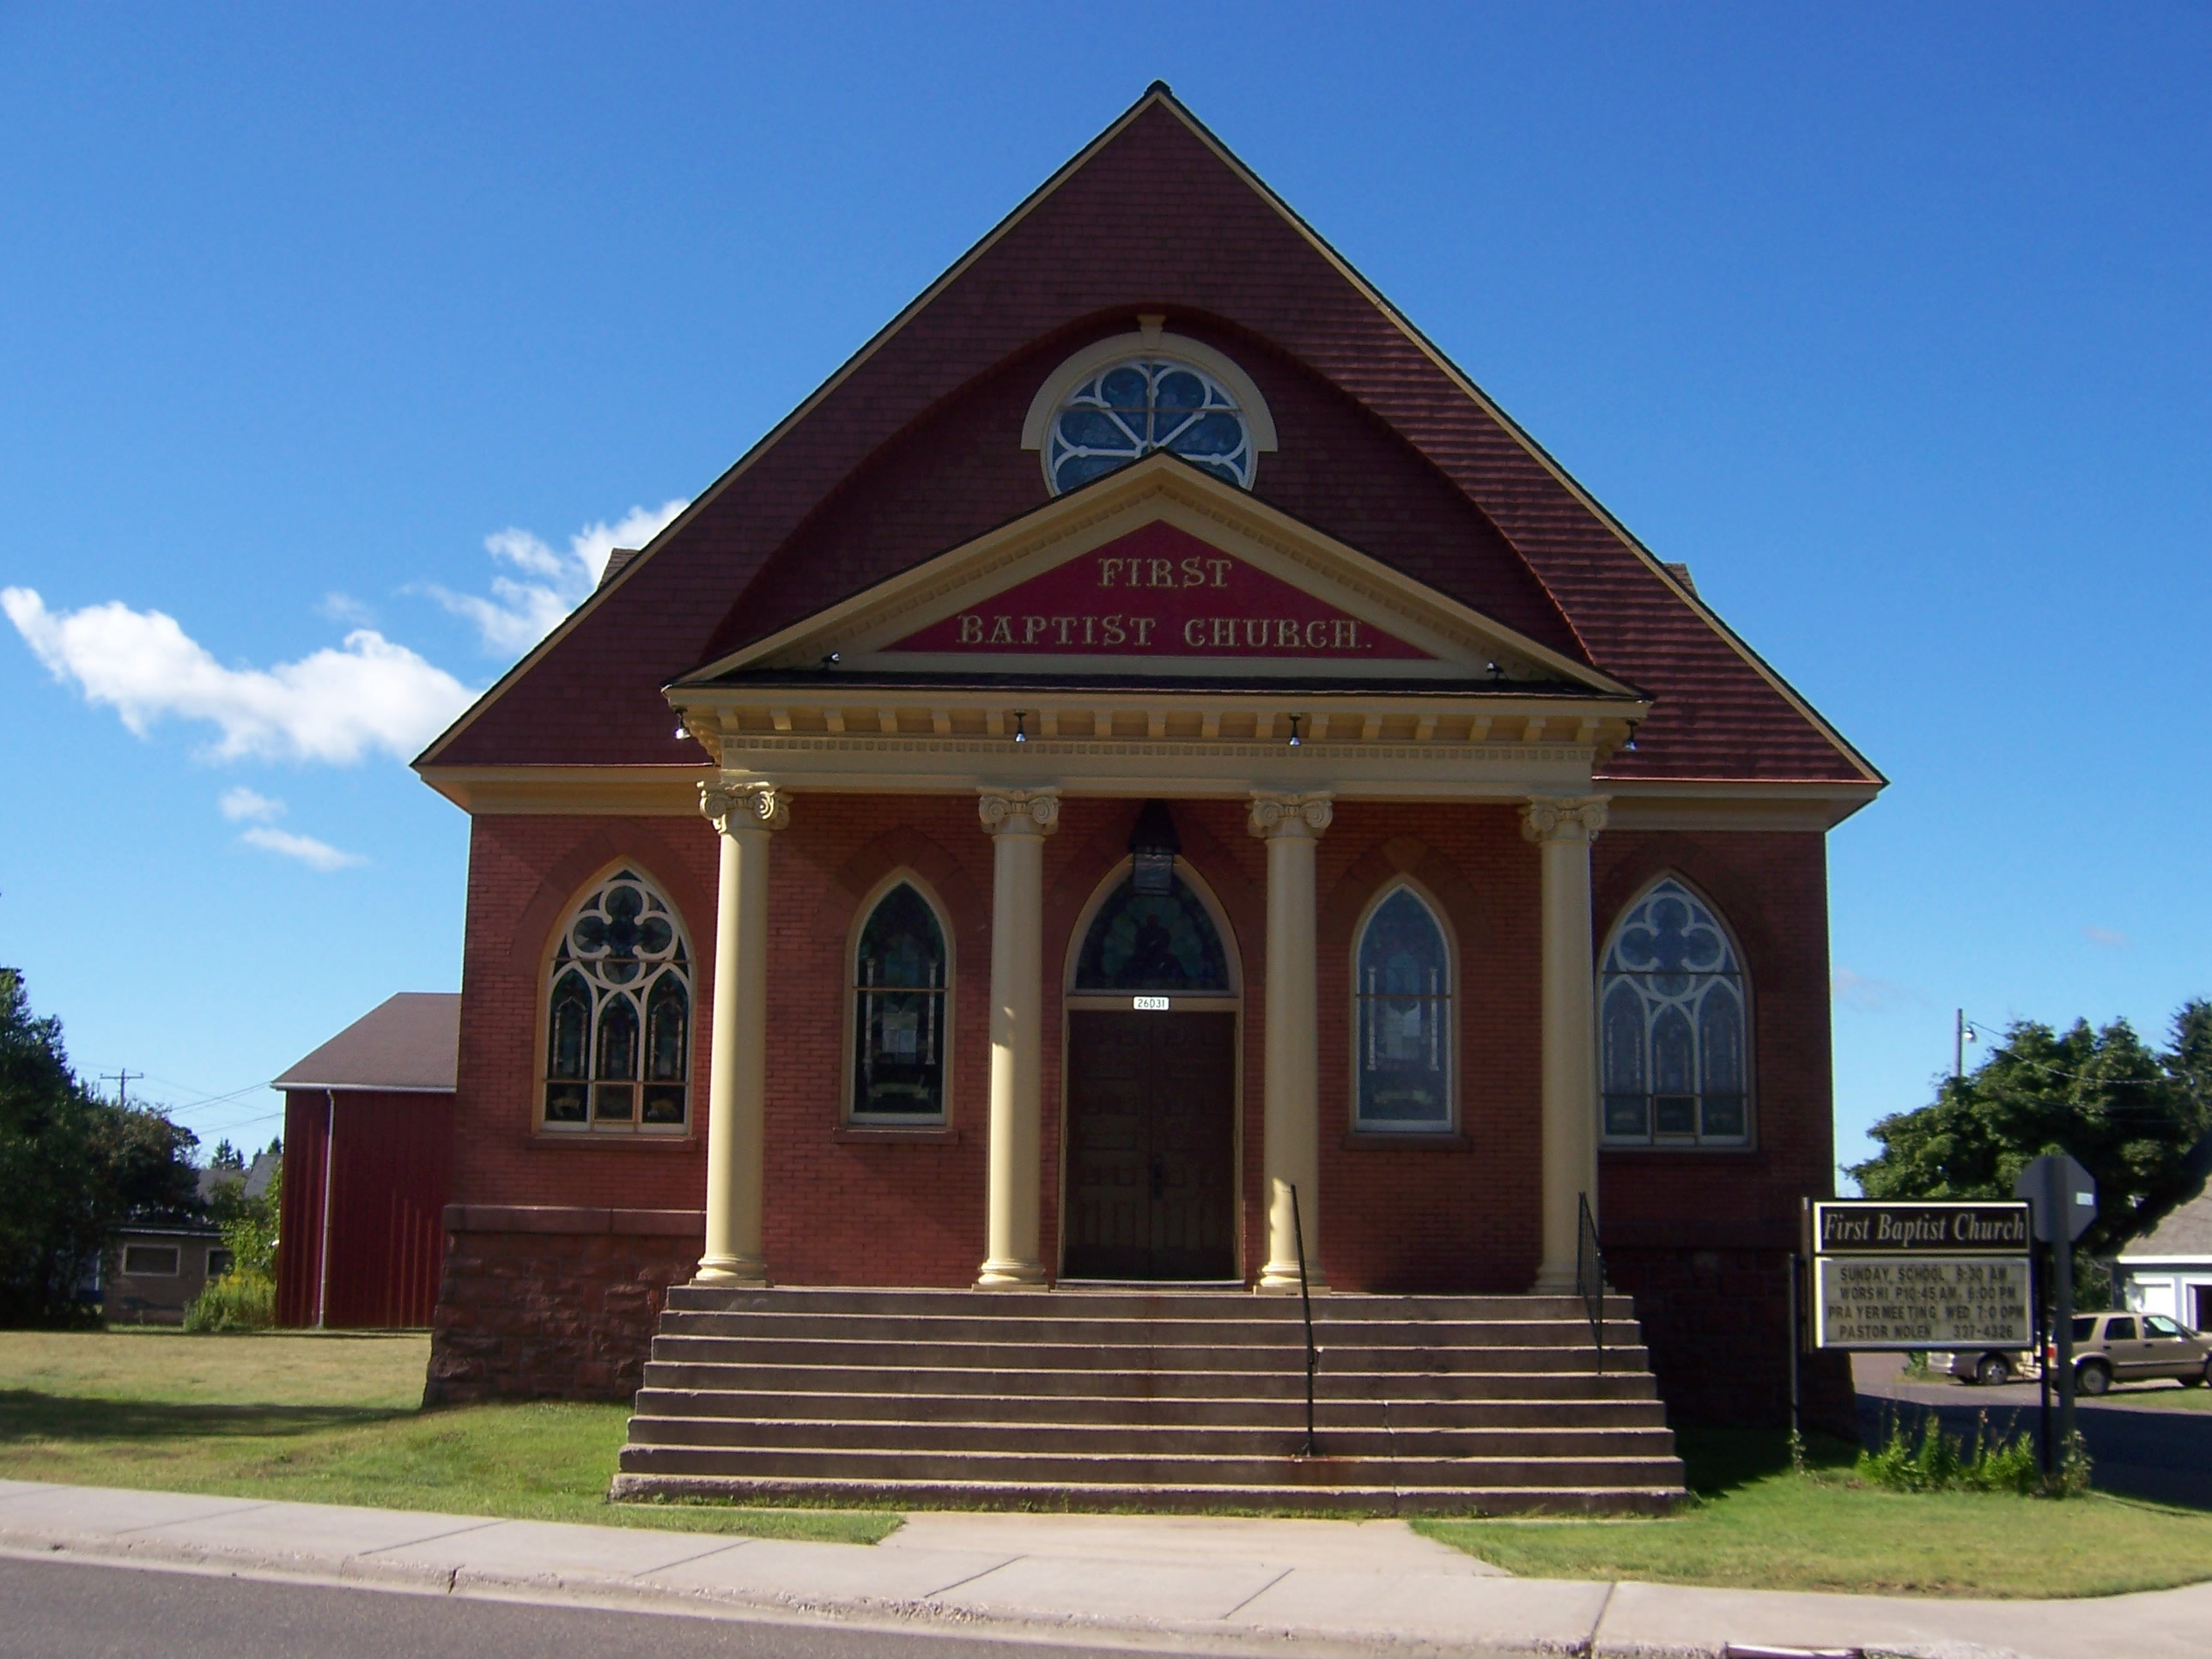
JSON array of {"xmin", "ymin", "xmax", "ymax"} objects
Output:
[{"xmin": 1061, "ymin": 844, "xmax": 1241, "ymax": 1281}]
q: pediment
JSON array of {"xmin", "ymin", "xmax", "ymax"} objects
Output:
[{"xmin": 684, "ymin": 454, "xmax": 1628, "ymax": 693}]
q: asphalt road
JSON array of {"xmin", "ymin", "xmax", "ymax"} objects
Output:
[
  {"xmin": 0, "ymin": 1555, "xmax": 1159, "ymax": 1659},
  {"xmin": 1854, "ymin": 1358, "xmax": 2212, "ymax": 1509}
]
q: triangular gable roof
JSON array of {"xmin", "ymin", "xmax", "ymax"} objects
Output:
[
  {"xmin": 417, "ymin": 86, "xmax": 1879, "ymax": 790},
  {"xmin": 681, "ymin": 453, "xmax": 1634, "ymax": 696}
]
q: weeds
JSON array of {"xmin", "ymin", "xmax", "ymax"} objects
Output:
[
  {"xmin": 1854, "ymin": 1411, "xmax": 2088, "ymax": 1497},
  {"xmin": 182, "ymin": 1272, "xmax": 276, "ymax": 1332}
]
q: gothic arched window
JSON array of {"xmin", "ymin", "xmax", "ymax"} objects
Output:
[
  {"xmin": 1353, "ymin": 885, "xmax": 1454, "ymax": 1131},
  {"xmin": 1046, "ymin": 358, "xmax": 1254, "ymax": 495},
  {"xmin": 1600, "ymin": 877, "xmax": 1749, "ymax": 1146},
  {"xmin": 544, "ymin": 867, "xmax": 690, "ymax": 1133},
  {"xmin": 852, "ymin": 881, "xmax": 951, "ymax": 1121}
]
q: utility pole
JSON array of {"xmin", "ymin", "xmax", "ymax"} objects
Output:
[
  {"xmin": 1954, "ymin": 1010, "xmax": 1977, "ymax": 1080},
  {"xmin": 100, "ymin": 1069, "xmax": 140, "ymax": 1107}
]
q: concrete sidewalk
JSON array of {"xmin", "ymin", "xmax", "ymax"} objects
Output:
[{"xmin": 2, "ymin": 1479, "xmax": 2208, "ymax": 1658}]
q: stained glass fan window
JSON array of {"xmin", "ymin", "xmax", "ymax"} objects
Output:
[
  {"xmin": 853, "ymin": 884, "xmax": 949, "ymax": 1120},
  {"xmin": 544, "ymin": 869, "xmax": 690, "ymax": 1133},
  {"xmin": 1354, "ymin": 887, "xmax": 1453, "ymax": 1130},
  {"xmin": 1073, "ymin": 873, "xmax": 1231, "ymax": 994},
  {"xmin": 1046, "ymin": 358, "xmax": 1253, "ymax": 494},
  {"xmin": 1600, "ymin": 878, "xmax": 1748, "ymax": 1146}
]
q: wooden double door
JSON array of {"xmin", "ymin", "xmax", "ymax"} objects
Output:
[{"xmin": 1063, "ymin": 1010, "xmax": 1237, "ymax": 1280}]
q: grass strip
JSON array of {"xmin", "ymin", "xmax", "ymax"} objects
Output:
[{"xmin": 1413, "ymin": 1428, "xmax": 2212, "ymax": 1598}]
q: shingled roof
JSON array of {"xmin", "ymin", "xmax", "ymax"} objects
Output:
[{"xmin": 418, "ymin": 87, "xmax": 1878, "ymax": 792}]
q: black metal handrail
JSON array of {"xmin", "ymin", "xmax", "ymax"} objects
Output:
[
  {"xmin": 1290, "ymin": 1182, "xmax": 1319, "ymax": 1457},
  {"xmin": 1577, "ymin": 1191, "xmax": 1606, "ymax": 1376}
]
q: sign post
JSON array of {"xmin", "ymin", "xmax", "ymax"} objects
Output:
[{"xmin": 2016, "ymin": 1155, "xmax": 2097, "ymax": 1474}]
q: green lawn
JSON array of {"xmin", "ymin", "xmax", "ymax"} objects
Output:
[
  {"xmin": 0, "ymin": 1328, "xmax": 896, "ymax": 1544},
  {"xmin": 1415, "ymin": 1428, "xmax": 2212, "ymax": 1598}
]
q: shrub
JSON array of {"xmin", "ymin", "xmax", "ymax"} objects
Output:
[
  {"xmin": 183, "ymin": 1269, "xmax": 275, "ymax": 1332},
  {"xmin": 1855, "ymin": 1411, "xmax": 2087, "ymax": 1497}
]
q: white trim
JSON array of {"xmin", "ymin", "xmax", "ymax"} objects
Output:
[{"xmin": 1020, "ymin": 331, "xmax": 1280, "ymax": 453}]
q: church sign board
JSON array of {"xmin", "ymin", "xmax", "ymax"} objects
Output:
[{"xmin": 1808, "ymin": 1200, "xmax": 2033, "ymax": 1352}]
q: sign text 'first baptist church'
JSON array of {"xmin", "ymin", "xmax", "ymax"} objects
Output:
[{"xmin": 887, "ymin": 522, "xmax": 1431, "ymax": 661}]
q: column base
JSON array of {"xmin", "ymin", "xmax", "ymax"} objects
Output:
[
  {"xmin": 693, "ymin": 1255, "xmax": 769, "ymax": 1287},
  {"xmin": 1529, "ymin": 1263, "xmax": 1581, "ymax": 1295},
  {"xmin": 974, "ymin": 1260, "xmax": 1046, "ymax": 1288},
  {"xmin": 1255, "ymin": 1265, "xmax": 1328, "ymax": 1295}
]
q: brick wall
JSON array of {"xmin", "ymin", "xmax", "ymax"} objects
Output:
[{"xmin": 437, "ymin": 800, "xmax": 1841, "ymax": 1425}]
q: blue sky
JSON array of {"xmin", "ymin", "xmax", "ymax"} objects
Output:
[{"xmin": 2, "ymin": 6, "xmax": 2206, "ymax": 1177}]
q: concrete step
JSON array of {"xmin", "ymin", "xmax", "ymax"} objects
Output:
[
  {"xmin": 659, "ymin": 1285, "xmax": 1638, "ymax": 1322},
  {"xmin": 616, "ymin": 1442, "xmax": 1686, "ymax": 1490},
  {"xmin": 652, "ymin": 1309, "xmax": 1645, "ymax": 1347},
  {"xmin": 608, "ymin": 1469, "xmax": 1684, "ymax": 1517},
  {"xmin": 639, "ymin": 1359, "xmax": 1661, "ymax": 1401},
  {"xmin": 643, "ymin": 1334, "xmax": 1650, "ymax": 1374},
  {"xmin": 628, "ymin": 1387, "xmax": 1670, "ymax": 1428},
  {"xmin": 623, "ymin": 1413, "xmax": 1677, "ymax": 1459}
]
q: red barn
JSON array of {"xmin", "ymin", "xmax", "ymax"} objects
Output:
[
  {"xmin": 413, "ymin": 88, "xmax": 1880, "ymax": 1508},
  {"xmin": 274, "ymin": 993, "xmax": 458, "ymax": 1329}
]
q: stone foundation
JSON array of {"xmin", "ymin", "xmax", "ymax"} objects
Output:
[
  {"xmin": 1609, "ymin": 1243, "xmax": 1856, "ymax": 1441},
  {"xmin": 423, "ymin": 1206, "xmax": 702, "ymax": 1404}
]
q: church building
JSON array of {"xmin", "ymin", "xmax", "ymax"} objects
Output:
[{"xmin": 416, "ymin": 88, "xmax": 1879, "ymax": 1443}]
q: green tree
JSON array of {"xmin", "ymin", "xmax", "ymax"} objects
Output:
[
  {"xmin": 0, "ymin": 969, "xmax": 201, "ymax": 1326},
  {"xmin": 1848, "ymin": 1000, "xmax": 2212, "ymax": 1259}
]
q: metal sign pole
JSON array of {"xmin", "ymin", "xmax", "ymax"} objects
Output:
[
  {"xmin": 2050, "ymin": 1158, "xmax": 2076, "ymax": 1465},
  {"xmin": 2036, "ymin": 1240, "xmax": 2052, "ymax": 1478},
  {"xmin": 1785, "ymin": 1251, "xmax": 1801, "ymax": 1446}
]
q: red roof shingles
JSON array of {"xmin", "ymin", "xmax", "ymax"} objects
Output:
[{"xmin": 422, "ymin": 95, "xmax": 1871, "ymax": 787}]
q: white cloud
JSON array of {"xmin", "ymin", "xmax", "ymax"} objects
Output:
[
  {"xmin": 423, "ymin": 499, "xmax": 688, "ymax": 655},
  {"xmin": 1832, "ymin": 967, "xmax": 1922, "ymax": 1013},
  {"xmin": 4, "ymin": 587, "xmax": 475, "ymax": 763},
  {"xmin": 218, "ymin": 786, "xmax": 283, "ymax": 823},
  {"xmin": 240, "ymin": 825, "xmax": 365, "ymax": 871},
  {"xmin": 316, "ymin": 592, "xmax": 376, "ymax": 626},
  {"xmin": 2081, "ymin": 925, "xmax": 2129, "ymax": 949}
]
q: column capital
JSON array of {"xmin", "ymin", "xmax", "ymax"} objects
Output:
[
  {"xmin": 1248, "ymin": 791, "xmax": 1334, "ymax": 841},
  {"xmin": 702, "ymin": 780, "xmax": 790, "ymax": 836},
  {"xmin": 978, "ymin": 787, "xmax": 1060, "ymax": 837},
  {"xmin": 1519, "ymin": 794, "xmax": 1608, "ymax": 846}
]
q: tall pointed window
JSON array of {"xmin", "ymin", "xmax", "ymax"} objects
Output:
[
  {"xmin": 1353, "ymin": 886, "xmax": 1454, "ymax": 1132},
  {"xmin": 544, "ymin": 867, "xmax": 690, "ymax": 1133},
  {"xmin": 1600, "ymin": 877, "xmax": 1749, "ymax": 1146},
  {"xmin": 852, "ymin": 882, "xmax": 951, "ymax": 1121}
]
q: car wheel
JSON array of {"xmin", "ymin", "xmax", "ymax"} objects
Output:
[
  {"xmin": 1975, "ymin": 1353, "xmax": 2013, "ymax": 1387},
  {"xmin": 2076, "ymin": 1359, "xmax": 2113, "ymax": 1396},
  {"xmin": 2187, "ymin": 1360, "xmax": 2211, "ymax": 1389}
]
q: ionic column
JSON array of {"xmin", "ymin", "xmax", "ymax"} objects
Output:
[
  {"xmin": 1249, "ymin": 791, "xmax": 1334, "ymax": 1292},
  {"xmin": 975, "ymin": 787, "xmax": 1060, "ymax": 1287},
  {"xmin": 695, "ymin": 780, "xmax": 789, "ymax": 1285},
  {"xmin": 1520, "ymin": 794, "xmax": 1608, "ymax": 1294}
]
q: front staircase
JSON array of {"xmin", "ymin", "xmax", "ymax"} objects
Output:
[{"xmin": 610, "ymin": 1286, "xmax": 1686, "ymax": 1515}]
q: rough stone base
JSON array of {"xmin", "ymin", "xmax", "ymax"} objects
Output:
[
  {"xmin": 1607, "ymin": 1244, "xmax": 1856, "ymax": 1441},
  {"xmin": 423, "ymin": 1206, "xmax": 702, "ymax": 1404}
]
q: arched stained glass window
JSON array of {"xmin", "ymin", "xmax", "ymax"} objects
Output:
[
  {"xmin": 1046, "ymin": 358, "xmax": 1254, "ymax": 495},
  {"xmin": 1600, "ymin": 877, "xmax": 1748, "ymax": 1146},
  {"xmin": 1354, "ymin": 886, "xmax": 1454, "ymax": 1131},
  {"xmin": 544, "ymin": 867, "xmax": 690, "ymax": 1133},
  {"xmin": 1073, "ymin": 872, "xmax": 1231, "ymax": 995},
  {"xmin": 853, "ymin": 882, "xmax": 950, "ymax": 1121}
]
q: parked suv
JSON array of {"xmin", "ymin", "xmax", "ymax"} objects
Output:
[{"xmin": 2054, "ymin": 1312, "xmax": 2212, "ymax": 1395}]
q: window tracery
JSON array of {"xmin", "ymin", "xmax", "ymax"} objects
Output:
[
  {"xmin": 1599, "ymin": 877, "xmax": 1748, "ymax": 1146},
  {"xmin": 1046, "ymin": 358, "xmax": 1254, "ymax": 495},
  {"xmin": 852, "ymin": 882, "xmax": 950, "ymax": 1121},
  {"xmin": 544, "ymin": 867, "xmax": 690, "ymax": 1133},
  {"xmin": 1073, "ymin": 872, "xmax": 1232, "ymax": 995},
  {"xmin": 1353, "ymin": 885, "xmax": 1454, "ymax": 1131}
]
